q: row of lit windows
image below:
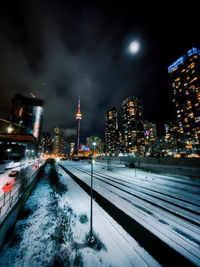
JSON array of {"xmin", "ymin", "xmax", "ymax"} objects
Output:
[
  {"xmin": 190, "ymin": 77, "xmax": 198, "ymax": 83},
  {"xmin": 188, "ymin": 62, "xmax": 195, "ymax": 69}
]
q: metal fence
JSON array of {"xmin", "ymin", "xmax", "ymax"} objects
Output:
[{"xmin": 0, "ymin": 159, "xmax": 44, "ymax": 223}]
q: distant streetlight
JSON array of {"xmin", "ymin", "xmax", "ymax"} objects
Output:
[
  {"xmin": 89, "ymin": 141, "xmax": 97, "ymax": 243},
  {"xmin": 6, "ymin": 148, "xmax": 12, "ymax": 161},
  {"xmin": 7, "ymin": 125, "xmax": 14, "ymax": 133}
]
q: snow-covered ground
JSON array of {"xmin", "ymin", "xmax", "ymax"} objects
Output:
[
  {"xmin": 60, "ymin": 160, "xmax": 200, "ymax": 266},
  {"xmin": 0, "ymin": 163, "xmax": 160, "ymax": 267}
]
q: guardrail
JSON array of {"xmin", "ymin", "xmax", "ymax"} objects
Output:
[{"xmin": 0, "ymin": 159, "xmax": 44, "ymax": 223}]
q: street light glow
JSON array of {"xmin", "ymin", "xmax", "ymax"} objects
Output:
[
  {"xmin": 129, "ymin": 40, "xmax": 140, "ymax": 54},
  {"xmin": 7, "ymin": 125, "xmax": 14, "ymax": 133}
]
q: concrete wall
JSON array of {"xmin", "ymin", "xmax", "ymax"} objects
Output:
[{"xmin": 0, "ymin": 166, "xmax": 44, "ymax": 250}]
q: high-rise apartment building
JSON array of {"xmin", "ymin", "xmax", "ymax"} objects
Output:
[
  {"xmin": 164, "ymin": 121, "xmax": 181, "ymax": 156},
  {"xmin": 143, "ymin": 120, "xmax": 157, "ymax": 156},
  {"xmin": 11, "ymin": 94, "xmax": 44, "ymax": 139},
  {"xmin": 39, "ymin": 132, "xmax": 53, "ymax": 155},
  {"xmin": 87, "ymin": 136, "xmax": 103, "ymax": 156},
  {"xmin": 52, "ymin": 127, "xmax": 65, "ymax": 157},
  {"xmin": 122, "ymin": 96, "xmax": 145, "ymax": 155},
  {"xmin": 168, "ymin": 47, "xmax": 200, "ymax": 156},
  {"xmin": 105, "ymin": 107, "xmax": 119, "ymax": 155},
  {"xmin": 70, "ymin": 142, "xmax": 75, "ymax": 155}
]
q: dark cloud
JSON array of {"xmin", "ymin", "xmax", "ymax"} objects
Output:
[
  {"xmin": 0, "ymin": 0, "xmax": 199, "ymax": 140},
  {"xmin": 63, "ymin": 128, "xmax": 77, "ymax": 137}
]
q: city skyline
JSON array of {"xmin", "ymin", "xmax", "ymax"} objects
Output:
[
  {"xmin": 0, "ymin": 1, "xmax": 200, "ymax": 140},
  {"xmin": 0, "ymin": 2, "xmax": 200, "ymax": 264}
]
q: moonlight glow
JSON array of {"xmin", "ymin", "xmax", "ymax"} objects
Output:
[{"xmin": 129, "ymin": 41, "xmax": 140, "ymax": 54}]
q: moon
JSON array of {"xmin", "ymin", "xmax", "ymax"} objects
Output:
[{"xmin": 129, "ymin": 40, "xmax": 140, "ymax": 54}]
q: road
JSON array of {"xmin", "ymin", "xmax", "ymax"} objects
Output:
[
  {"xmin": 0, "ymin": 160, "xmax": 39, "ymax": 196},
  {"xmin": 60, "ymin": 160, "xmax": 200, "ymax": 266},
  {"xmin": 0, "ymin": 159, "xmax": 43, "ymax": 221}
]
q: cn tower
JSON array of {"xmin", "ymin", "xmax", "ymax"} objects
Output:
[{"xmin": 76, "ymin": 96, "xmax": 82, "ymax": 151}]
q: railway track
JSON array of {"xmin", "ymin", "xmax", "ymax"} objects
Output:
[{"xmin": 59, "ymin": 162, "xmax": 200, "ymax": 266}]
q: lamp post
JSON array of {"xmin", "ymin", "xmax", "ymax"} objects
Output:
[
  {"xmin": 6, "ymin": 148, "xmax": 12, "ymax": 161},
  {"xmin": 89, "ymin": 141, "xmax": 97, "ymax": 243}
]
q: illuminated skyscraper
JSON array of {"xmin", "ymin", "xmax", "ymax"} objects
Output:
[
  {"xmin": 39, "ymin": 132, "xmax": 53, "ymax": 155},
  {"xmin": 11, "ymin": 94, "xmax": 44, "ymax": 139},
  {"xmin": 105, "ymin": 107, "xmax": 119, "ymax": 155},
  {"xmin": 168, "ymin": 47, "xmax": 200, "ymax": 156},
  {"xmin": 70, "ymin": 142, "xmax": 75, "ymax": 155},
  {"xmin": 76, "ymin": 96, "xmax": 82, "ymax": 151},
  {"xmin": 53, "ymin": 127, "xmax": 64, "ymax": 157},
  {"xmin": 143, "ymin": 120, "xmax": 157, "ymax": 156},
  {"xmin": 122, "ymin": 96, "xmax": 145, "ymax": 155},
  {"xmin": 164, "ymin": 121, "xmax": 180, "ymax": 156},
  {"xmin": 87, "ymin": 136, "xmax": 103, "ymax": 156}
]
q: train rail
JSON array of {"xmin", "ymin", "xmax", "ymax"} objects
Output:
[{"xmin": 59, "ymin": 162, "xmax": 200, "ymax": 266}]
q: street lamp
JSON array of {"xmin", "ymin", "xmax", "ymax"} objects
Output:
[
  {"xmin": 6, "ymin": 148, "xmax": 12, "ymax": 161},
  {"xmin": 89, "ymin": 141, "xmax": 97, "ymax": 244},
  {"xmin": 7, "ymin": 125, "xmax": 14, "ymax": 133}
]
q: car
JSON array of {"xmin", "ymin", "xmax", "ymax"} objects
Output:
[{"xmin": 8, "ymin": 170, "xmax": 19, "ymax": 177}]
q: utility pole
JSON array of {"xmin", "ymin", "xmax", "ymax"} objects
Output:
[{"xmin": 89, "ymin": 141, "xmax": 97, "ymax": 243}]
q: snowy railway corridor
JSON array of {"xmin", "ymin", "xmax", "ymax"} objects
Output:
[{"xmin": 0, "ymin": 160, "xmax": 200, "ymax": 267}]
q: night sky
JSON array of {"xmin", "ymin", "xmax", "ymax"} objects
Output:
[{"xmin": 0, "ymin": 0, "xmax": 199, "ymax": 142}]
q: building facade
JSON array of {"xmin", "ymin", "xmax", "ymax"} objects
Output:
[
  {"xmin": 105, "ymin": 107, "xmax": 120, "ymax": 155},
  {"xmin": 87, "ymin": 136, "xmax": 103, "ymax": 156},
  {"xmin": 168, "ymin": 47, "xmax": 200, "ymax": 156},
  {"xmin": 39, "ymin": 132, "xmax": 53, "ymax": 155},
  {"xmin": 164, "ymin": 121, "xmax": 182, "ymax": 157},
  {"xmin": 52, "ymin": 127, "xmax": 65, "ymax": 157},
  {"xmin": 122, "ymin": 96, "xmax": 145, "ymax": 155},
  {"xmin": 70, "ymin": 142, "xmax": 75, "ymax": 156},
  {"xmin": 143, "ymin": 120, "xmax": 157, "ymax": 156},
  {"xmin": 11, "ymin": 94, "xmax": 44, "ymax": 139}
]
